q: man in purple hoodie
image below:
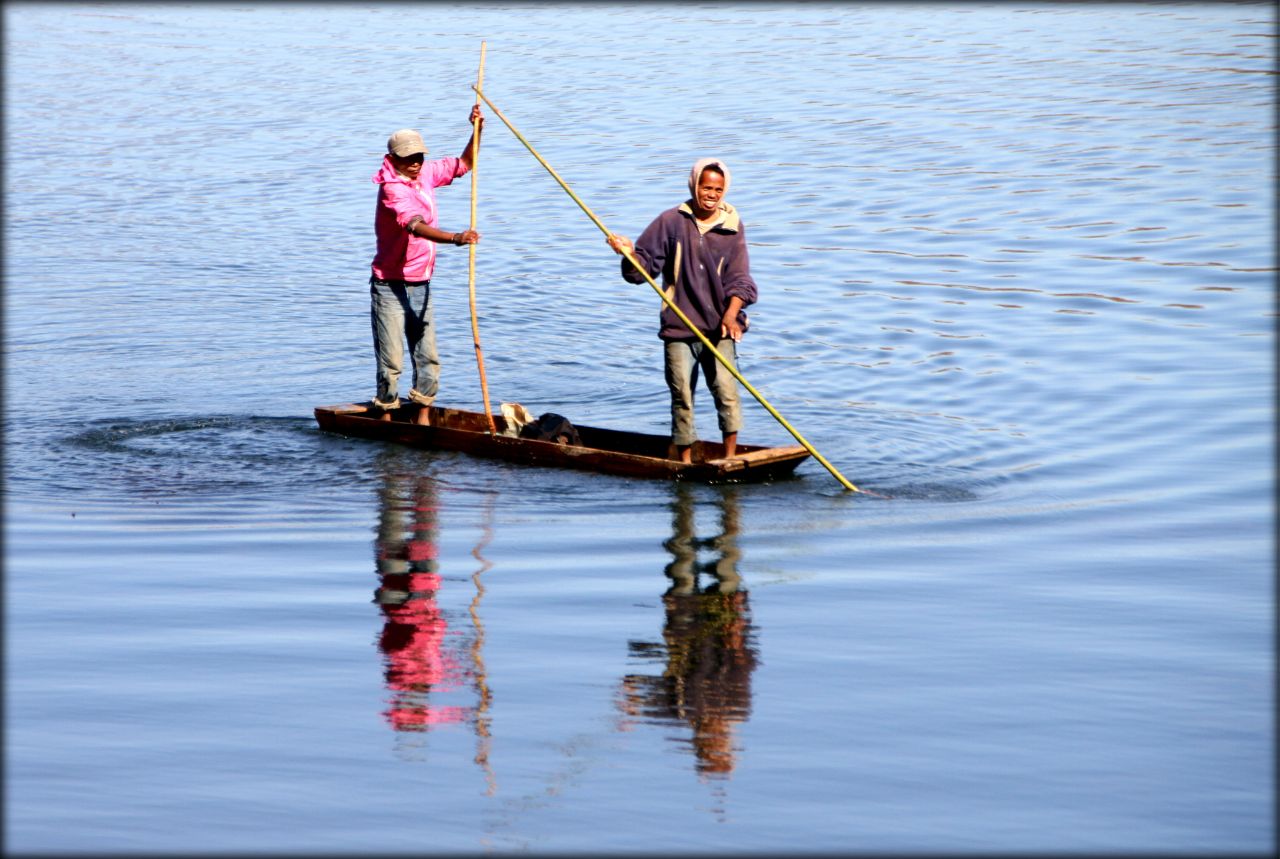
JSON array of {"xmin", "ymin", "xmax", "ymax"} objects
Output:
[
  {"xmin": 607, "ymin": 158, "xmax": 758, "ymax": 461},
  {"xmin": 369, "ymin": 105, "xmax": 483, "ymax": 424}
]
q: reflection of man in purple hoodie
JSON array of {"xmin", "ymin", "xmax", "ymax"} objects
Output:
[
  {"xmin": 608, "ymin": 159, "xmax": 758, "ymax": 462},
  {"xmin": 368, "ymin": 106, "xmax": 483, "ymax": 423}
]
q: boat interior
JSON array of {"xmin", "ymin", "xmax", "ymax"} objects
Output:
[{"xmin": 341, "ymin": 401, "xmax": 756, "ymax": 463}]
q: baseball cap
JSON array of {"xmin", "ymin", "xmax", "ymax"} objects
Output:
[{"xmin": 387, "ymin": 129, "xmax": 428, "ymax": 158}]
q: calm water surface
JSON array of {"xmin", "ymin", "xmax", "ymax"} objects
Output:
[{"xmin": 3, "ymin": 2, "xmax": 1274, "ymax": 854}]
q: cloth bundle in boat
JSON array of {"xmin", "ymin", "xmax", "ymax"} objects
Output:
[
  {"xmin": 500, "ymin": 402, "xmax": 536, "ymax": 437},
  {"xmin": 520, "ymin": 413, "xmax": 581, "ymax": 446},
  {"xmin": 499, "ymin": 402, "xmax": 581, "ymax": 446}
]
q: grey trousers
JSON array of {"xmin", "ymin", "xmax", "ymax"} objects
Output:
[
  {"xmin": 370, "ymin": 276, "xmax": 438, "ymax": 406},
  {"xmin": 664, "ymin": 337, "xmax": 742, "ymax": 447}
]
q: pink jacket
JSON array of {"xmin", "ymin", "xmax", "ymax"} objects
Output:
[{"xmin": 370, "ymin": 154, "xmax": 468, "ymax": 282}]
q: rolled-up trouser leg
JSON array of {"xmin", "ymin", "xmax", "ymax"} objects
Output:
[
  {"xmin": 403, "ymin": 282, "xmax": 438, "ymax": 406},
  {"xmin": 664, "ymin": 339, "xmax": 700, "ymax": 447},
  {"xmin": 702, "ymin": 336, "xmax": 741, "ymax": 436},
  {"xmin": 370, "ymin": 277, "xmax": 406, "ymax": 405}
]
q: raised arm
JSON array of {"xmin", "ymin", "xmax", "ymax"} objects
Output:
[{"xmin": 460, "ymin": 104, "xmax": 484, "ymax": 171}]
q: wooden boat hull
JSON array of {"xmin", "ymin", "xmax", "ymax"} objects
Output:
[{"xmin": 314, "ymin": 402, "xmax": 809, "ymax": 483}]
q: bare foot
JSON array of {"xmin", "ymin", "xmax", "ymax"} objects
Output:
[
  {"xmin": 723, "ymin": 431, "xmax": 738, "ymax": 458},
  {"xmin": 414, "ymin": 407, "xmax": 431, "ymax": 426}
]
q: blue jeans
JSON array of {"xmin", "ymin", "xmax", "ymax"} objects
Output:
[
  {"xmin": 370, "ymin": 276, "xmax": 438, "ymax": 406},
  {"xmin": 664, "ymin": 337, "xmax": 741, "ymax": 447}
]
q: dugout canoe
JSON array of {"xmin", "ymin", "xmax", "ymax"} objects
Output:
[{"xmin": 314, "ymin": 402, "xmax": 810, "ymax": 483}]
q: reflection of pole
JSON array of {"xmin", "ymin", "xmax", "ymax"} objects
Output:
[{"xmin": 469, "ymin": 491, "xmax": 498, "ymax": 795}]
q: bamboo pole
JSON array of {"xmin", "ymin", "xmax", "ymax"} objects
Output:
[
  {"xmin": 472, "ymin": 85, "xmax": 861, "ymax": 493},
  {"xmin": 468, "ymin": 43, "xmax": 496, "ymax": 434}
]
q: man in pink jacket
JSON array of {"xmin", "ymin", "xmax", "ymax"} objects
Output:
[{"xmin": 369, "ymin": 105, "xmax": 483, "ymax": 424}]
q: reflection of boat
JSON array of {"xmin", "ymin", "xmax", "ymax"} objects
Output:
[{"xmin": 315, "ymin": 402, "xmax": 809, "ymax": 483}]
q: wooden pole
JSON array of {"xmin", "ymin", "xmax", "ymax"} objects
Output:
[
  {"xmin": 468, "ymin": 43, "xmax": 496, "ymax": 434},
  {"xmin": 472, "ymin": 85, "xmax": 861, "ymax": 493}
]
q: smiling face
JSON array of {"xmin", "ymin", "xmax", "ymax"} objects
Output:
[
  {"xmin": 692, "ymin": 167, "xmax": 726, "ymax": 219},
  {"xmin": 390, "ymin": 152, "xmax": 425, "ymax": 181}
]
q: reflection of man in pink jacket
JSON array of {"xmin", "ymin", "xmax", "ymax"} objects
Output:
[
  {"xmin": 368, "ymin": 106, "xmax": 483, "ymax": 422},
  {"xmin": 374, "ymin": 470, "xmax": 468, "ymax": 732}
]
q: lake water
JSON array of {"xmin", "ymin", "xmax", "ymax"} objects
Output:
[{"xmin": 3, "ymin": 2, "xmax": 1274, "ymax": 854}]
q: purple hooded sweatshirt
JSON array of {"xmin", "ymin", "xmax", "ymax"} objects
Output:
[{"xmin": 621, "ymin": 166, "xmax": 757, "ymax": 341}]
